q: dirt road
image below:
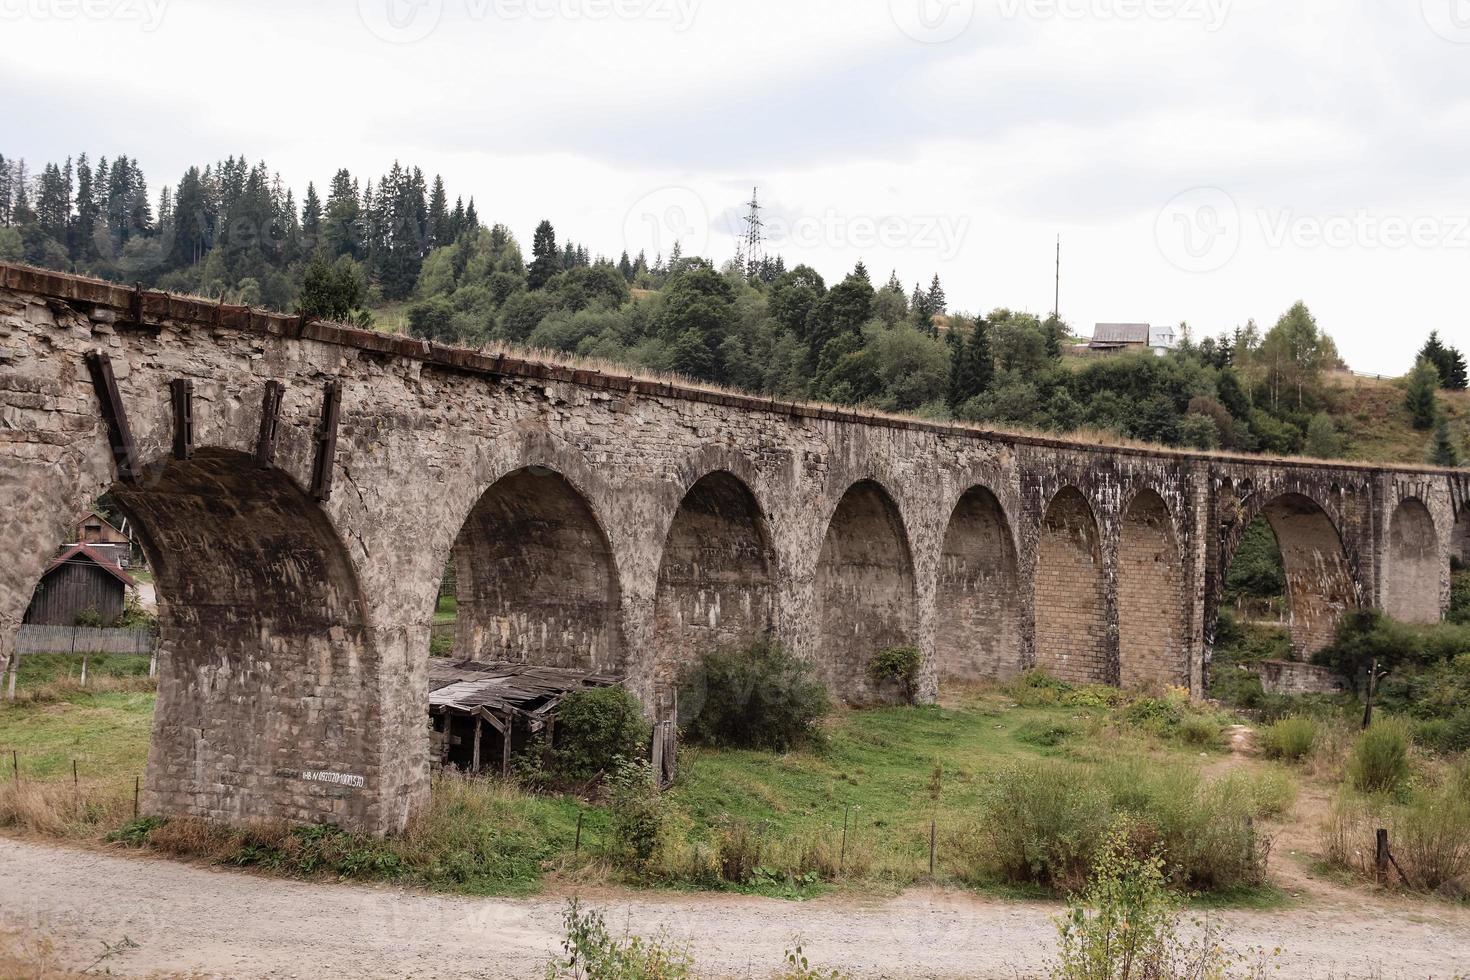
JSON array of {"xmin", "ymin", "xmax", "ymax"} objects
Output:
[{"xmin": 1, "ymin": 837, "xmax": 1466, "ymax": 978}]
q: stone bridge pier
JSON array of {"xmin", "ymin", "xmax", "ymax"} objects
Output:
[{"xmin": 0, "ymin": 264, "xmax": 1464, "ymax": 833}]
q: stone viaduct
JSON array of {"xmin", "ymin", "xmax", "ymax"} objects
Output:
[{"xmin": 1, "ymin": 263, "xmax": 1465, "ymax": 834}]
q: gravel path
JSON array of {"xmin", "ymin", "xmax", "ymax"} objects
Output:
[{"xmin": 1, "ymin": 837, "xmax": 1467, "ymax": 978}]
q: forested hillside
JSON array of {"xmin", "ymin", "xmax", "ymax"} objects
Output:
[{"xmin": 3, "ymin": 151, "xmax": 1466, "ymax": 466}]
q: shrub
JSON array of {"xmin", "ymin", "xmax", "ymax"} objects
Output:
[
  {"xmin": 958, "ymin": 760, "xmax": 1111, "ymax": 892},
  {"xmin": 555, "ymin": 686, "xmax": 650, "ymax": 782},
  {"xmin": 544, "ymin": 899, "xmax": 692, "ymax": 979},
  {"xmin": 957, "ymin": 757, "xmax": 1277, "ymax": 895},
  {"xmin": 1175, "ymin": 714, "xmax": 1223, "ymax": 749},
  {"xmin": 679, "ymin": 639, "xmax": 830, "ymax": 751},
  {"xmin": 1007, "ymin": 670, "xmax": 1075, "ymax": 707},
  {"xmin": 713, "ymin": 818, "xmax": 763, "ymax": 884},
  {"xmin": 1393, "ymin": 781, "xmax": 1470, "ymax": 892},
  {"xmin": 1051, "ymin": 828, "xmax": 1250, "ymax": 980},
  {"xmin": 866, "ymin": 646, "xmax": 922, "ymax": 703},
  {"xmin": 606, "ymin": 758, "xmax": 665, "ymax": 870},
  {"xmin": 1348, "ymin": 718, "xmax": 1412, "ymax": 795},
  {"xmin": 1259, "ymin": 716, "xmax": 1319, "ymax": 762}
]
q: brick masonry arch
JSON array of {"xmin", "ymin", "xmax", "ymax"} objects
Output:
[
  {"xmin": 1385, "ymin": 496, "xmax": 1440, "ymax": 625},
  {"xmin": 1118, "ymin": 487, "xmax": 1187, "ymax": 690},
  {"xmin": 1034, "ymin": 485, "xmax": 1109, "ymax": 684}
]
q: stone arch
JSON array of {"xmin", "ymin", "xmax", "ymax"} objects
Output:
[
  {"xmin": 1233, "ymin": 492, "xmax": 1358, "ymax": 656},
  {"xmin": 813, "ymin": 479, "xmax": 916, "ymax": 701},
  {"xmin": 1452, "ymin": 505, "xmax": 1470, "ymax": 569},
  {"xmin": 652, "ymin": 471, "xmax": 775, "ymax": 695},
  {"xmin": 100, "ymin": 449, "xmax": 372, "ymax": 827},
  {"xmin": 450, "ymin": 466, "xmax": 622, "ymax": 671},
  {"xmin": 1385, "ymin": 497, "xmax": 1440, "ymax": 625},
  {"xmin": 934, "ymin": 485, "xmax": 1021, "ymax": 682},
  {"xmin": 1118, "ymin": 488, "xmax": 1186, "ymax": 690},
  {"xmin": 1033, "ymin": 486, "xmax": 1109, "ymax": 684}
]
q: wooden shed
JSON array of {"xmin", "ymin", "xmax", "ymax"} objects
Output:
[
  {"xmin": 23, "ymin": 544, "xmax": 137, "ymax": 627},
  {"xmin": 427, "ymin": 660, "xmax": 621, "ymax": 776}
]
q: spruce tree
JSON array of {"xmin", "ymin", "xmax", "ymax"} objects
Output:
[
  {"xmin": 1430, "ymin": 415, "xmax": 1460, "ymax": 467},
  {"xmin": 301, "ymin": 182, "xmax": 322, "ymax": 251},
  {"xmin": 1406, "ymin": 357, "xmax": 1440, "ymax": 430},
  {"xmin": 926, "ymin": 274, "xmax": 946, "ymax": 317},
  {"xmin": 1449, "ymin": 347, "xmax": 1469, "ymax": 390},
  {"xmin": 528, "ymin": 219, "xmax": 560, "ymax": 290},
  {"xmin": 947, "ymin": 317, "xmax": 993, "ymax": 410},
  {"xmin": 426, "ymin": 175, "xmax": 448, "ymax": 250}
]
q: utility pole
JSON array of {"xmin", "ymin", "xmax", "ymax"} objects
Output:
[{"xmin": 1053, "ymin": 234, "xmax": 1060, "ymax": 321}]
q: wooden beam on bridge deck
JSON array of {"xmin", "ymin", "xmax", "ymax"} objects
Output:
[
  {"xmin": 255, "ymin": 380, "xmax": 284, "ymax": 468},
  {"xmin": 170, "ymin": 379, "xmax": 194, "ymax": 461},
  {"xmin": 85, "ymin": 352, "xmax": 139, "ymax": 484},
  {"xmin": 309, "ymin": 381, "xmax": 342, "ymax": 501}
]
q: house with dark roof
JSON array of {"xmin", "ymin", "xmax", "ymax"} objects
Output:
[
  {"xmin": 23, "ymin": 544, "xmax": 137, "ymax": 627},
  {"xmin": 71, "ymin": 510, "xmax": 132, "ymax": 569},
  {"xmin": 1089, "ymin": 323, "xmax": 1176, "ymax": 356}
]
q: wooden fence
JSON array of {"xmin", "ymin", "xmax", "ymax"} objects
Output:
[{"xmin": 16, "ymin": 625, "xmax": 158, "ymax": 655}]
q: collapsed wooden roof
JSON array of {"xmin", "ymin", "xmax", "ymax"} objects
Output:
[{"xmin": 427, "ymin": 659, "xmax": 621, "ymax": 732}]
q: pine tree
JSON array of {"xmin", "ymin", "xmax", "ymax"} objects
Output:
[
  {"xmin": 72, "ymin": 154, "xmax": 95, "ymax": 261},
  {"xmin": 884, "ymin": 270, "xmax": 903, "ymax": 295},
  {"xmin": 324, "ymin": 169, "xmax": 361, "ymax": 260},
  {"xmin": 618, "ymin": 250, "xmax": 634, "ymax": 282},
  {"xmin": 464, "ymin": 198, "xmax": 478, "ymax": 232},
  {"xmin": 852, "ymin": 259, "xmax": 870, "ymax": 283},
  {"xmin": 926, "ymin": 274, "xmax": 946, "ymax": 317},
  {"xmin": 1430, "ymin": 415, "xmax": 1460, "ymax": 467},
  {"xmin": 301, "ymin": 182, "xmax": 322, "ymax": 252},
  {"xmin": 1406, "ymin": 357, "xmax": 1440, "ymax": 430},
  {"xmin": 528, "ymin": 219, "xmax": 560, "ymax": 290},
  {"xmin": 1450, "ymin": 348, "xmax": 1470, "ymax": 391},
  {"xmin": 426, "ymin": 174, "xmax": 448, "ymax": 250},
  {"xmin": 947, "ymin": 317, "xmax": 993, "ymax": 410}
]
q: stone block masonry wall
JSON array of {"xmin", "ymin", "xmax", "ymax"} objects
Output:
[{"xmin": 0, "ymin": 264, "xmax": 1452, "ymax": 832}]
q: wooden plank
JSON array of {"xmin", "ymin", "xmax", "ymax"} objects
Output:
[
  {"xmin": 472, "ymin": 716, "xmax": 482, "ymax": 774},
  {"xmin": 85, "ymin": 352, "xmax": 139, "ymax": 484},
  {"xmin": 254, "ymin": 380, "xmax": 284, "ymax": 468},
  {"xmin": 170, "ymin": 379, "xmax": 194, "ymax": 461},
  {"xmin": 309, "ymin": 382, "xmax": 342, "ymax": 500},
  {"xmin": 501, "ymin": 714, "xmax": 513, "ymax": 777}
]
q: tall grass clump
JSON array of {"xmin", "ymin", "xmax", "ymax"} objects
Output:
[
  {"xmin": 955, "ymin": 757, "xmax": 1278, "ymax": 895},
  {"xmin": 1347, "ymin": 717, "xmax": 1412, "ymax": 794},
  {"xmin": 679, "ymin": 639, "xmax": 830, "ymax": 751},
  {"xmin": 544, "ymin": 899, "xmax": 692, "ymax": 979},
  {"xmin": 1259, "ymin": 716, "xmax": 1318, "ymax": 762}
]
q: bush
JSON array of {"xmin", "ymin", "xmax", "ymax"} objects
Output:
[
  {"xmin": 554, "ymin": 686, "xmax": 650, "ymax": 782},
  {"xmin": 1014, "ymin": 719, "xmax": 1079, "ymax": 749},
  {"xmin": 1259, "ymin": 716, "xmax": 1318, "ymax": 762},
  {"xmin": 866, "ymin": 646, "xmax": 922, "ymax": 703},
  {"xmin": 606, "ymin": 758, "xmax": 664, "ymax": 870},
  {"xmin": 1051, "ymin": 829, "xmax": 1253, "ymax": 980},
  {"xmin": 1348, "ymin": 718, "xmax": 1412, "ymax": 795},
  {"xmin": 956, "ymin": 757, "xmax": 1277, "ymax": 895},
  {"xmin": 680, "ymin": 639, "xmax": 830, "ymax": 752},
  {"xmin": 1175, "ymin": 714, "xmax": 1223, "ymax": 749},
  {"xmin": 544, "ymin": 899, "xmax": 692, "ymax": 979}
]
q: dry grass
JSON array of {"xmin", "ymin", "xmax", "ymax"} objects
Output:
[
  {"xmin": 0, "ymin": 777, "xmax": 135, "ymax": 839},
  {"xmin": 5, "ymin": 674, "xmax": 155, "ymax": 706}
]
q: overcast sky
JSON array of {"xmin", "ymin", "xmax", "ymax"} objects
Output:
[{"xmin": 6, "ymin": 0, "xmax": 1469, "ymax": 372}]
